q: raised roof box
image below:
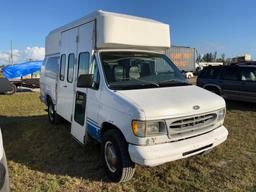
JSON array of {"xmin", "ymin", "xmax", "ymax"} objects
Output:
[{"xmin": 46, "ymin": 10, "xmax": 171, "ymax": 55}]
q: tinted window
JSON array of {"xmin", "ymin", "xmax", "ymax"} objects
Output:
[
  {"xmin": 60, "ymin": 54, "xmax": 66, "ymax": 81},
  {"xmin": 241, "ymin": 67, "xmax": 256, "ymax": 81},
  {"xmin": 78, "ymin": 52, "xmax": 89, "ymax": 77},
  {"xmin": 74, "ymin": 92, "xmax": 86, "ymax": 125},
  {"xmin": 220, "ymin": 68, "xmax": 240, "ymax": 81},
  {"xmin": 67, "ymin": 53, "xmax": 75, "ymax": 83},
  {"xmin": 45, "ymin": 56, "xmax": 59, "ymax": 78},
  {"xmin": 199, "ymin": 67, "xmax": 220, "ymax": 79}
]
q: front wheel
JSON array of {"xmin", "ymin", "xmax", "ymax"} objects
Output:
[
  {"xmin": 102, "ymin": 129, "xmax": 135, "ymax": 182},
  {"xmin": 4, "ymin": 84, "xmax": 16, "ymax": 95}
]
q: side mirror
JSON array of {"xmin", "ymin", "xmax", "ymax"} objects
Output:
[{"xmin": 77, "ymin": 74, "xmax": 93, "ymax": 88}]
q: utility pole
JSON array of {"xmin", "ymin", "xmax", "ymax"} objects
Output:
[{"xmin": 10, "ymin": 40, "xmax": 14, "ymax": 65}]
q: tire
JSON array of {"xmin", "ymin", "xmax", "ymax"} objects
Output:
[
  {"xmin": 47, "ymin": 99, "xmax": 61, "ymax": 124},
  {"xmin": 102, "ymin": 129, "xmax": 135, "ymax": 182},
  {"xmin": 4, "ymin": 84, "xmax": 16, "ymax": 95}
]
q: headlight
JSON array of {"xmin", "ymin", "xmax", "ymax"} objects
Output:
[
  {"xmin": 217, "ymin": 108, "xmax": 226, "ymax": 121},
  {"xmin": 131, "ymin": 120, "xmax": 167, "ymax": 137}
]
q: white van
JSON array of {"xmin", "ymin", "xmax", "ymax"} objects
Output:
[{"xmin": 40, "ymin": 10, "xmax": 228, "ymax": 182}]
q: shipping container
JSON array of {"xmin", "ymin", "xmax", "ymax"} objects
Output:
[{"xmin": 165, "ymin": 46, "xmax": 196, "ymax": 72}]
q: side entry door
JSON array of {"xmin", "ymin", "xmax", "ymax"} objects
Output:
[
  {"xmin": 57, "ymin": 28, "xmax": 77, "ymax": 122},
  {"xmin": 71, "ymin": 21, "xmax": 95, "ymax": 144}
]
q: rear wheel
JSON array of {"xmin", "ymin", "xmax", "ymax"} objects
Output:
[
  {"xmin": 47, "ymin": 99, "xmax": 61, "ymax": 124},
  {"xmin": 102, "ymin": 129, "xmax": 135, "ymax": 182}
]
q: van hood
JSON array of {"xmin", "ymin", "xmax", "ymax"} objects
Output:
[{"xmin": 116, "ymin": 85, "xmax": 225, "ymax": 119}]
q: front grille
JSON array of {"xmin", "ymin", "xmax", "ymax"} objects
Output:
[
  {"xmin": 169, "ymin": 114, "xmax": 217, "ymax": 129},
  {"xmin": 166, "ymin": 113, "xmax": 218, "ymax": 141}
]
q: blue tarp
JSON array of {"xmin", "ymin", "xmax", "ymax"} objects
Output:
[{"xmin": 2, "ymin": 61, "xmax": 43, "ymax": 79}]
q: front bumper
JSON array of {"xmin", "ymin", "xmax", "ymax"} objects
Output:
[{"xmin": 128, "ymin": 125, "xmax": 228, "ymax": 167}]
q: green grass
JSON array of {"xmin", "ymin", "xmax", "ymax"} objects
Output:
[{"xmin": 0, "ymin": 92, "xmax": 256, "ymax": 192}]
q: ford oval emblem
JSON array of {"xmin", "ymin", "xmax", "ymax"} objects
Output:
[{"xmin": 193, "ymin": 105, "xmax": 200, "ymax": 110}]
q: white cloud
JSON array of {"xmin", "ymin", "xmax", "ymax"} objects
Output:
[
  {"xmin": 0, "ymin": 46, "xmax": 45, "ymax": 65},
  {"xmin": 25, "ymin": 47, "xmax": 45, "ymax": 61},
  {"xmin": 0, "ymin": 52, "xmax": 10, "ymax": 64}
]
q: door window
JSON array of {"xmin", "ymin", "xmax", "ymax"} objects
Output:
[
  {"xmin": 74, "ymin": 92, "xmax": 86, "ymax": 125},
  {"xmin": 78, "ymin": 52, "xmax": 90, "ymax": 77},
  {"xmin": 199, "ymin": 67, "xmax": 220, "ymax": 79},
  {"xmin": 241, "ymin": 67, "xmax": 256, "ymax": 81},
  {"xmin": 45, "ymin": 56, "xmax": 59, "ymax": 79},
  {"xmin": 67, "ymin": 53, "xmax": 75, "ymax": 83},
  {"xmin": 60, "ymin": 54, "xmax": 66, "ymax": 81},
  {"xmin": 220, "ymin": 68, "xmax": 240, "ymax": 81}
]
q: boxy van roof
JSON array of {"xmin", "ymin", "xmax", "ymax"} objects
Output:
[
  {"xmin": 45, "ymin": 10, "xmax": 171, "ymax": 56},
  {"xmin": 49, "ymin": 10, "xmax": 164, "ymax": 35}
]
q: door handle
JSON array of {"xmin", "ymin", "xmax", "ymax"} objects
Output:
[{"xmin": 63, "ymin": 85, "xmax": 67, "ymax": 88}]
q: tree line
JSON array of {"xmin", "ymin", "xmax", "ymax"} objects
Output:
[{"xmin": 197, "ymin": 52, "xmax": 231, "ymax": 64}]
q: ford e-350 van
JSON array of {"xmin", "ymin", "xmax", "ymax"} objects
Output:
[{"xmin": 40, "ymin": 10, "xmax": 228, "ymax": 182}]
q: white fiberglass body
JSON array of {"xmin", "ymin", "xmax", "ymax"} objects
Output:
[{"xmin": 40, "ymin": 10, "xmax": 228, "ymax": 181}]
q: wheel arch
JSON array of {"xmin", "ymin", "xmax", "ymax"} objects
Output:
[
  {"xmin": 203, "ymin": 84, "xmax": 222, "ymax": 94},
  {"xmin": 101, "ymin": 122, "xmax": 126, "ymax": 142},
  {"xmin": 46, "ymin": 94, "xmax": 57, "ymax": 106},
  {"xmin": 46, "ymin": 94, "xmax": 52, "ymax": 104}
]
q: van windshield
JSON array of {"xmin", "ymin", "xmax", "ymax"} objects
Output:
[{"xmin": 100, "ymin": 52, "xmax": 189, "ymax": 90}]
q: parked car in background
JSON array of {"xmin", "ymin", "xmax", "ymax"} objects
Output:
[
  {"xmin": 0, "ymin": 78, "xmax": 16, "ymax": 95},
  {"xmin": 197, "ymin": 64, "xmax": 256, "ymax": 103},
  {"xmin": 0, "ymin": 129, "xmax": 9, "ymax": 192}
]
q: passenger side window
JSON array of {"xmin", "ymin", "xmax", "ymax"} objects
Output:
[
  {"xmin": 199, "ymin": 67, "xmax": 219, "ymax": 79},
  {"xmin": 60, "ymin": 54, "xmax": 66, "ymax": 81},
  {"xmin": 78, "ymin": 52, "xmax": 90, "ymax": 77},
  {"xmin": 220, "ymin": 68, "xmax": 240, "ymax": 81},
  {"xmin": 67, "ymin": 53, "xmax": 75, "ymax": 83},
  {"xmin": 241, "ymin": 67, "xmax": 256, "ymax": 81},
  {"xmin": 90, "ymin": 57, "xmax": 100, "ymax": 89},
  {"xmin": 155, "ymin": 58, "xmax": 174, "ymax": 74},
  {"xmin": 45, "ymin": 56, "xmax": 59, "ymax": 79}
]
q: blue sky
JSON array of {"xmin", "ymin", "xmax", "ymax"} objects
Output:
[{"xmin": 0, "ymin": 0, "xmax": 256, "ymax": 63}]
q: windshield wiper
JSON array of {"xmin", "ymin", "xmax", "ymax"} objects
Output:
[
  {"xmin": 130, "ymin": 78, "xmax": 160, "ymax": 87},
  {"xmin": 109, "ymin": 84, "xmax": 158, "ymax": 90},
  {"xmin": 158, "ymin": 79, "xmax": 190, "ymax": 86}
]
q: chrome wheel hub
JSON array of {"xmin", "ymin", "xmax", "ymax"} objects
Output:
[{"xmin": 104, "ymin": 141, "xmax": 118, "ymax": 173}]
